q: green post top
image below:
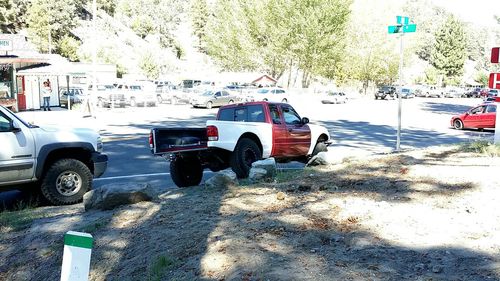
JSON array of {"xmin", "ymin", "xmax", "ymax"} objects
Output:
[{"xmin": 64, "ymin": 231, "xmax": 93, "ymax": 249}]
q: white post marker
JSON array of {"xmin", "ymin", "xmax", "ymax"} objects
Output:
[{"xmin": 60, "ymin": 231, "xmax": 93, "ymax": 281}]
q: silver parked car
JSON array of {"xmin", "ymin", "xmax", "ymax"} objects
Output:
[
  {"xmin": 321, "ymin": 91, "xmax": 348, "ymax": 104},
  {"xmin": 191, "ymin": 90, "xmax": 239, "ymax": 109}
]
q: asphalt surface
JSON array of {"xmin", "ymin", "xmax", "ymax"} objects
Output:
[{"xmin": 1, "ymin": 96, "xmax": 494, "ymax": 209}]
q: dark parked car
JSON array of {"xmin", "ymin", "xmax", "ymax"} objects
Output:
[
  {"xmin": 465, "ymin": 88, "xmax": 482, "ymax": 98},
  {"xmin": 375, "ymin": 86, "xmax": 396, "ymax": 100},
  {"xmin": 59, "ymin": 87, "xmax": 87, "ymax": 109}
]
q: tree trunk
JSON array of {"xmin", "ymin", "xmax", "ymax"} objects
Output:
[{"xmin": 287, "ymin": 59, "xmax": 293, "ymax": 88}]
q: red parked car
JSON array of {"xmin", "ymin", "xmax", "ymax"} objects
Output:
[{"xmin": 451, "ymin": 103, "xmax": 496, "ymax": 130}]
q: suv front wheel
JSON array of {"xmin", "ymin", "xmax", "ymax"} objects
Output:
[{"xmin": 40, "ymin": 159, "xmax": 92, "ymax": 205}]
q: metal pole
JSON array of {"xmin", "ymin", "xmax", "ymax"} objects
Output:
[
  {"xmin": 396, "ymin": 32, "xmax": 404, "ymax": 152},
  {"xmin": 91, "ymin": 0, "xmax": 97, "ymax": 117},
  {"xmin": 48, "ymin": 26, "xmax": 52, "ymax": 54}
]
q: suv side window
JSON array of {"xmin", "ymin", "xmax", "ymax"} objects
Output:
[
  {"xmin": 268, "ymin": 104, "xmax": 281, "ymax": 124},
  {"xmin": 0, "ymin": 112, "xmax": 11, "ymax": 132},
  {"xmin": 281, "ymin": 105, "xmax": 301, "ymax": 125}
]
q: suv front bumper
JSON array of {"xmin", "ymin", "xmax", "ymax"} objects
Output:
[{"xmin": 91, "ymin": 152, "xmax": 108, "ymax": 178}]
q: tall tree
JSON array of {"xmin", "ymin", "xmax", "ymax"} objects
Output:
[
  {"xmin": 403, "ymin": 0, "xmax": 447, "ymax": 61},
  {"xmin": 190, "ymin": 0, "xmax": 209, "ymax": 50},
  {"xmin": 430, "ymin": 15, "xmax": 467, "ymax": 85},
  {"xmin": 1, "ymin": 0, "xmax": 30, "ymax": 33},
  {"xmin": 204, "ymin": 0, "xmax": 351, "ymax": 86},
  {"xmin": 26, "ymin": 0, "xmax": 81, "ymax": 53}
]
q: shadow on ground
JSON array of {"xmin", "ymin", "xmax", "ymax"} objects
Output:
[{"xmin": 2, "ymin": 150, "xmax": 498, "ymax": 280}]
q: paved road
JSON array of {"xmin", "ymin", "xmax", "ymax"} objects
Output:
[{"xmin": 2, "ymin": 96, "xmax": 494, "ymax": 209}]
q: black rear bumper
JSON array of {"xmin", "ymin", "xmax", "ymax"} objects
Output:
[{"xmin": 91, "ymin": 152, "xmax": 108, "ymax": 178}]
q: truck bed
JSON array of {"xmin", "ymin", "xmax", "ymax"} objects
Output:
[{"xmin": 151, "ymin": 128, "xmax": 208, "ymax": 155}]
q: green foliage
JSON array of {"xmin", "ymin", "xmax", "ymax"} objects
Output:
[
  {"xmin": 474, "ymin": 71, "xmax": 489, "ymax": 86},
  {"xmin": 139, "ymin": 51, "xmax": 160, "ymax": 79},
  {"xmin": 431, "ymin": 15, "xmax": 467, "ymax": 84},
  {"xmin": 461, "ymin": 141, "xmax": 500, "ymax": 157},
  {"xmin": 1, "ymin": 0, "xmax": 30, "ymax": 32},
  {"xmin": 57, "ymin": 35, "xmax": 81, "ymax": 61},
  {"xmin": 204, "ymin": 0, "xmax": 351, "ymax": 85},
  {"xmin": 97, "ymin": 0, "xmax": 117, "ymax": 15},
  {"xmin": 341, "ymin": 1, "xmax": 401, "ymax": 91},
  {"xmin": 116, "ymin": 0, "xmax": 184, "ymax": 42},
  {"xmin": 424, "ymin": 66, "xmax": 439, "ymax": 85},
  {"xmin": 403, "ymin": 0, "xmax": 448, "ymax": 61},
  {"xmin": 190, "ymin": 0, "xmax": 209, "ymax": 50},
  {"xmin": 26, "ymin": 0, "xmax": 81, "ymax": 53},
  {"xmin": 148, "ymin": 255, "xmax": 175, "ymax": 281},
  {"xmin": 0, "ymin": 0, "xmax": 15, "ymax": 32}
]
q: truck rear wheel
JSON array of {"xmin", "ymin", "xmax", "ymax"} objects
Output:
[
  {"xmin": 230, "ymin": 138, "xmax": 262, "ymax": 178},
  {"xmin": 170, "ymin": 156, "xmax": 203, "ymax": 187},
  {"xmin": 40, "ymin": 159, "xmax": 92, "ymax": 205}
]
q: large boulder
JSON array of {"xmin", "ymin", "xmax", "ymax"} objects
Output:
[
  {"xmin": 306, "ymin": 151, "xmax": 337, "ymax": 166},
  {"xmin": 83, "ymin": 183, "xmax": 155, "ymax": 211},
  {"xmin": 251, "ymin": 158, "xmax": 277, "ymax": 177},
  {"xmin": 205, "ymin": 169, "xmax": 238, "ymax": 188},
  {"xmin": 249, "ymin": 167, "xmax": 268, "ymax": 182}
]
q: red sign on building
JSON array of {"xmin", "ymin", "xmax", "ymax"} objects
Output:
[
  {"xmin": 492, "ymin": 47, "xmax": 500, "ymax": 63},
  {"xmin": 489, "ymin": 73, "xmax": 500, "ymax": 89}
]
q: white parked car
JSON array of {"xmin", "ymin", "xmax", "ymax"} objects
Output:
[
  {"xmin": 251, "ymin": 87, "xmax": 289, "ymax": 103},
  {"xmin": 444, "ymin": 87, "xmax": 465, "ymax": 98},
  {"xmin": 321, "ymin": 91, "xmax": 348, "ymax": 104}
]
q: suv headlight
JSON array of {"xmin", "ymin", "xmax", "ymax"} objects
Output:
[{"xmin": 96, "ymin": 136, "xmax": 103, "ymax": 153}]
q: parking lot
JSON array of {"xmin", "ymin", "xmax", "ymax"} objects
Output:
[{"xmin": 14, "ymin": 94, "xmax": 494, "ymax": 193}]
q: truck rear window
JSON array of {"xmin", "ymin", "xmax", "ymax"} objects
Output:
[{"xmin": 218, "ymin": 105, "xmax": 265, "ymax": 122}]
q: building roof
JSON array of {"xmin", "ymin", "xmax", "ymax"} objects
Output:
[{"xmin": 0, "ymin": 34, "xmax": 49, "ymax": 64}]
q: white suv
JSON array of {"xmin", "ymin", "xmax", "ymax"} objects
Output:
[
  {"xmin": 251, "ymin": 87, "xmax": 288, "ymax": 103},
  {"xmin": 116, "ymin": 82, "xmax": 157, "ymax": 107}
]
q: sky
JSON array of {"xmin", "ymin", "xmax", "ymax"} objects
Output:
[{"xmin": 433, "ymin": 0, "xmax": 500, "ymax": 27}]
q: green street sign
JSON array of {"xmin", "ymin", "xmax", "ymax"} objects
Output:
[
  {"xmin": 403, "ymin": 24, "xmax": 416, "ymax": 33},
  {"xmin": 397, "ymin": 16, "xmax": 409, "ymax": 25},
  {"xmin": 388, "ymin": 25, "xmax": 402, "ymax": 34},
  {"xmin": 388, "ymin": 24, "xmax": 416, "ymax": 34}
]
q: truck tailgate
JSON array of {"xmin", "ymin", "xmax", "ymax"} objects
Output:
[{"xmin": 151, "ymin": 128, "xmax": 207, "ymax": 155}]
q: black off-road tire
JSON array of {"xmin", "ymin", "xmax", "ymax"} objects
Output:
[
  {"xmin": 170, "ymin": 157, "xmax": 203, "ymax": 187},
  {"xmin": 312, "ymin": 141, "xmax": 328, "ymax": 156},
  {"xmin": 40, "ymin": 159, "xmax": 92, "ymax": 205},
  {"xmin": 230, "ymin": 138, "xmax": 262, "ymax": 178}
]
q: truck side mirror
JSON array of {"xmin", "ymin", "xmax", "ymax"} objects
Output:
[
  {"xmin": 10, "ymin": 121, "xmax": 21, "ymax": 133},
  {"xmin": 301, "ymin": 117, "xmax": 309, "ymax": 124}
]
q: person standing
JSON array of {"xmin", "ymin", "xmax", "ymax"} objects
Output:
[{"xmin": 42, "ymin": 81, "xmax": 51, "ymax": 111}]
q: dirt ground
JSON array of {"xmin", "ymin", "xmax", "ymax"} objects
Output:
[{"xmin": 1, "ymin": 144, "xmax": 499, "ymax": 281}]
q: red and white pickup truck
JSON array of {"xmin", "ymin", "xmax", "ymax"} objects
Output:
[{"xmin": 150, "ymin": 101, "xmax": 331, "ymax": 187}]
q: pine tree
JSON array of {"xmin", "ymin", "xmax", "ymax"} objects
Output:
[
  {"xmin": 431, "ymin": 15, "xmax": 467, "ymax": 85},
  {"xmin": 190, "ymin": 0, "xmax": 209, "ymax": 50}
]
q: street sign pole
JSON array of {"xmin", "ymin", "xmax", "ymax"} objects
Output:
[
  {"xmin": 396, "ymin": 32, "xmax": 404, "ymax": 151},
  {"xmin": 389, "ymin": 16, "xmax": 416, "ymax": 152}
]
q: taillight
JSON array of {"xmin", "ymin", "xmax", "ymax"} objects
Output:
[
  {"xmin": 207, "ymin": 125, "xmax": 219, "ymax": 141},
  {"xmin": 149, "ymin": 132, "xmax": 153, "ymax": 148}
]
